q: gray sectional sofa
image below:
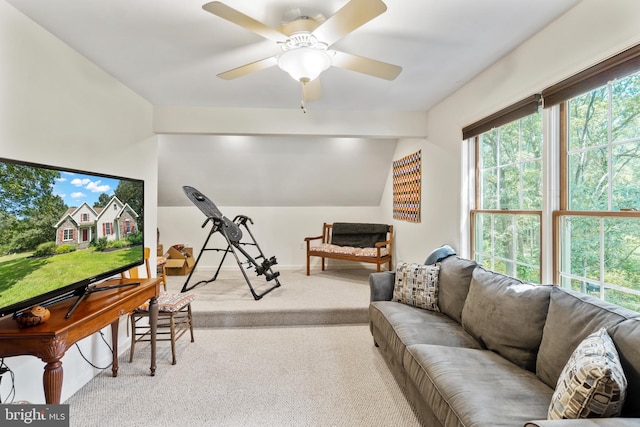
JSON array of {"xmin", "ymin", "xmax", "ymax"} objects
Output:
[{"xmin": 369, "ymin": 255, "xmax": 640, "ymax": 426}]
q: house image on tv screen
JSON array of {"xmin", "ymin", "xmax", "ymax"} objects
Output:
[{"xmin": 53, "ymin": 196, "xmax": 139, "ymax": 249}]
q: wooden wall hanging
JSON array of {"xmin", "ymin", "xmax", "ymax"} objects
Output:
[{"xmin": 393, "ymin": 150, "xmax": 421, "ymax": 223}]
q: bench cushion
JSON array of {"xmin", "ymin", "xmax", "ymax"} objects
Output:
[
  {"xmin": 309, "ymin": 243, "xmax": 389, "ymax": 257},
  {"xmin": 330, "ymin": 222, "xmax": 388, "ymax": 247}
]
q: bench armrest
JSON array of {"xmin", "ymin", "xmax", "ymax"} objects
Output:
[
  {"xmin": 369, "ymin": 271, "xmax": 395, "ymax": 301},
  {"xmin": 374, "ymin": 239, "xmax": 391, "ymax": 248},
  {"xmin": 304, "ymin": 235, "xmax": 323, "ymax": 242}
]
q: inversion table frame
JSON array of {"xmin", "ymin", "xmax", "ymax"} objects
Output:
[{"xmin": 181, "ymin": 186, "xmax": 281, "ymax": 300}]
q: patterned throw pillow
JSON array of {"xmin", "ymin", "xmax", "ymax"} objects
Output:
[
  {"xmin": 392, "ymin": 262, "xmax": 440, "ymax": 311},
  {"xmin": 548, "ymin": 328, "xmax": 627, "ymax": 420}
]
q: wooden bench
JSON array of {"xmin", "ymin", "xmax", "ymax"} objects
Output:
[{"xmin": 304, "ymin": 222, "xmax": 393, "ymax": 275}]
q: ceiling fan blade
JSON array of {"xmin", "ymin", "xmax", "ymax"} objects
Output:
[
  {"xmin": 331, "ymin": 51, "xmax": 402, "ymax": 81},
  {"xmin": 303, "ymin": 78, "xmax": 322, "ymax": 102},
  {"xmin": 312, "ymin": 0, "xmax": 387, "ymax": 46},
  {"xmin": 217, "ymin": 56, "xmax": 278, "ymax": 80},
  {"xmin": 203, "ymin": 2, "xmax": 287, "ymax": 43}
]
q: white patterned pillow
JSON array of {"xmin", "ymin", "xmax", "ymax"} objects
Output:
[
  {"xmin": 392, "ymin": 262, "xmax": 440, "ymax": 311},
  {"xmin": 548, "ymin": 328, "xmax": 627, "ymax": 420}
]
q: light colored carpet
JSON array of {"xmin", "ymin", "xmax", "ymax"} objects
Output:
[
  {"xmin": 65, "ymin": 325, "xmax": 424, "ymax": 427},
  {"xmin": 165, "ymin": 267, "xmax": 376, "ymax": 327}
]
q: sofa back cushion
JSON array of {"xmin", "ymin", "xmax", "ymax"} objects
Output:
[
  {"xmin": 437, "ymin": 256, "xmax": 477, "ymax": 323},
  {"xmin": 609, "ymin": 318, "xmax": 640, "ymax": 416},
  {"xmin": 536, "ymin": 287, "xmax": 639, "ymax": 388},
  {"xmin": 461, "ymin": 267, "xmax": 552, "ymax": 371}
]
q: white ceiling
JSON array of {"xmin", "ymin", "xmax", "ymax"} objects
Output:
[
  {"xmin": 6, "ymin": 0, "xmax": 580, "ymax": 112},
  {"xmin": 6, "ymin": 0, "xmax": 581, "ymax": 207}
]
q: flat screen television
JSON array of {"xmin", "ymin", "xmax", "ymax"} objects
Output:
[{"xmin": 0, "ymin": 157, "xmax": 145, "ymax": 318}]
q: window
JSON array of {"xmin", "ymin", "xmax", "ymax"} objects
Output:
[
  {"xmin": 464, "ymin": 44, "xmax": 640, "ymax": 312},
  {"xmin": 124, "ymin": 219, "xmax": 131, "ymax": 234},
  {"xmin": 63, "ymin": 228, "xmax": 73, "ymax": 241},
  {"xmin": 556, "ymin": 69, "xmax": 640, "ymax": 312},
  {"xmin": 104, "ymin": 222, "xmax": 112, "ymax": 235},
  {"xmin": 466, "ymin": 98, "xmax": 543, "ymax": 283},
  {"xmin": 81, "ymin": 213, "xmax": 89, "ymax": 222}
]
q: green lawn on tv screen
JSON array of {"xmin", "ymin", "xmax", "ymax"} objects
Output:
[{"xmin": 0, "ymin": 246, "xmax": 142, "ymax": 310}]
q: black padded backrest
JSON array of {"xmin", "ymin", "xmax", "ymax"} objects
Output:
[{"xmin": 330, "ymin": 223, "xmax": 389, "ymax": 248}]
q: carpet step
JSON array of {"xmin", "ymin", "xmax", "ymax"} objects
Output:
[{"xmin": 193, "ymin": 307, "xmax": 369, "ymax": 328}]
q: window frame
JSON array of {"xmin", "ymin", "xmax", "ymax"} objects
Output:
[
  {"xmin": 465, "ymin": 44, "xmax": 640, "ymax": 305},
  {"xmin": 466, "ymin": 97, "xmax": 544, "ymax": 281}
]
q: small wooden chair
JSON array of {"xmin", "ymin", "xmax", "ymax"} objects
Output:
[{"xmin": 127, "ymin": 247, "xmax": 195, "ymax": 365}]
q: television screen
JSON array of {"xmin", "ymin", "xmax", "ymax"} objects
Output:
[{"xmin": 0, "ymin": 157, "xmax": 144, "ymax": 318}]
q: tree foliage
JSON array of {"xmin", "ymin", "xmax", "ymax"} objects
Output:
[
  {"xmin": 114, "ymin": 180, "xmax": 144, "ymax": 230},
  {"xmin": 476, "ymin": 70, "xmax": 640, "ymax": 311},
  {"xmin": 0, "ymin": 163, "xmax": 68, "ymax": 254}
]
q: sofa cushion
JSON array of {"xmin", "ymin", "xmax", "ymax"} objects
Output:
[
  {"xmin": 548, "ymin": 328, "xmax": 627, "ymax": 420},
  {"xmin": 461, "ymin": 267, "xmax": 552, "ymax": 371},
  {"xmin": 392, "ymin": 262, "xmax": 440, "ymax": 311},
  {"xmin": 437, "ymin": 256, "xmax": 477, "ymax": 324},
  {"xmin": 369, "ymin": 301, "xmax": 482, "ymax": 369},
  {"xmin": 609, "ymin": 317, "xmax": 640, "ymax": 416},
  {"xmin": 536, "ymin": 287, "xmax": 639, "ymax": 389},
  {"xmin": 404, "ymin": 344, "xmax": 554, "ymax": 427}
]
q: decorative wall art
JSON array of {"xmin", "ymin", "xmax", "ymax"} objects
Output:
[{"xmin": 393, "ymin": 150, "xmax": 421, "ymax": 223}]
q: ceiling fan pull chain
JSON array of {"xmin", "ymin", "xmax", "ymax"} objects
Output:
[{"xmin": 300, "ymin": 80, "xmax": 307, "ymax": 113}]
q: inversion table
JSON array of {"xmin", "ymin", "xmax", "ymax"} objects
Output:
[{"xmin": 181, "ymin": 186, "xmax": 281, "ymax": 300}]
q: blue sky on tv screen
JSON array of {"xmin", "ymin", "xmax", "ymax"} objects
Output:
[{"xmin": 53, "ymin": 171, "xmax": 120, "ymax": 208}]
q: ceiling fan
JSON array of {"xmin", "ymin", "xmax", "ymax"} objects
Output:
[{"xmin": 203, "ymin": 0, "xmax": 402, "ymax": 110}]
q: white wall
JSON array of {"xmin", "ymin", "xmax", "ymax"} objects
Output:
[
  {"xmin": 158, "ymin": 205, "xmax": 384, "ymax": 272},
  {"xmin": 0, "ymin": 0, "xmax": 155, "ymax": 403},
  {"xmin": 381, "ymin": 0, "xmax": 640, "ymax": 262}
]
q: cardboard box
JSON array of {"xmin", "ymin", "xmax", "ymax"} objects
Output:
[{"xmin": 164, "ymin": 246, "xmax": 195, "ymax": 276}]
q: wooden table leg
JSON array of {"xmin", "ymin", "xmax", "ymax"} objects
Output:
[
  {"xmin": 43, "ymin": 360, "xmax": 63, "ymax": 404},
  {"xmin": 148, "ymin": 295, "xmax": 158, "ymax": 376},
  {"xmin": 41, "ymin": 334, "xmax": 67, "ymax": 404},
  {"xmin": 111, "ymin": 320, "xmax": 119, "ymax": 377}
]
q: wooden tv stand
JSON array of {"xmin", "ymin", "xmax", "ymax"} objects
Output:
[{"xmin": 0, "ymin": 277, "xmax": 161, "ymax": 404}]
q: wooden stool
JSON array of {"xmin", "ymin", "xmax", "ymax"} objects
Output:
[{"xmin": 129, "ymin": 291, "xmax": 195, "ymax": 365}]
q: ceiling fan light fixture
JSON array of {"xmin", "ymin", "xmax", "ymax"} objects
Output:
[{"xmin": 277, "ymin": 47, "xmax": 331, "ymax": 83}]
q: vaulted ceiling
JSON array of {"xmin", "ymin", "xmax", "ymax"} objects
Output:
[{"xmin": 6, "ymin": 0, "xmax": 581, "ymax": 206}]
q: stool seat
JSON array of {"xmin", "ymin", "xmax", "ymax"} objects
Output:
[{"xmin": 137, "ymin": 291, "xmax": 195, "ymax": 312}]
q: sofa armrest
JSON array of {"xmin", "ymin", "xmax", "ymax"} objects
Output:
[
  {"xmin": 369, "ymin": 271, "xmax": 395, "ymax": 301},
  {"xmin": 525, "ymin": 419, "xmax": 640, "ymax": 427}
]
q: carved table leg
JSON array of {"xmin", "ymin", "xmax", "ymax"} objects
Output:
[
  {"xmin": 148, "ymin": 295, "xmax": 158, "ymax": 376},
  {"xmin": 111, "ymin": 320, "xmax": 119, "ymax": 377},
  {"xmin": 40, "ymin": 334, "xmax": 67, "ymax": 404},
  {"xmin": 43, "ymin": 360, "xmax": 63, "ymax": 404}
]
